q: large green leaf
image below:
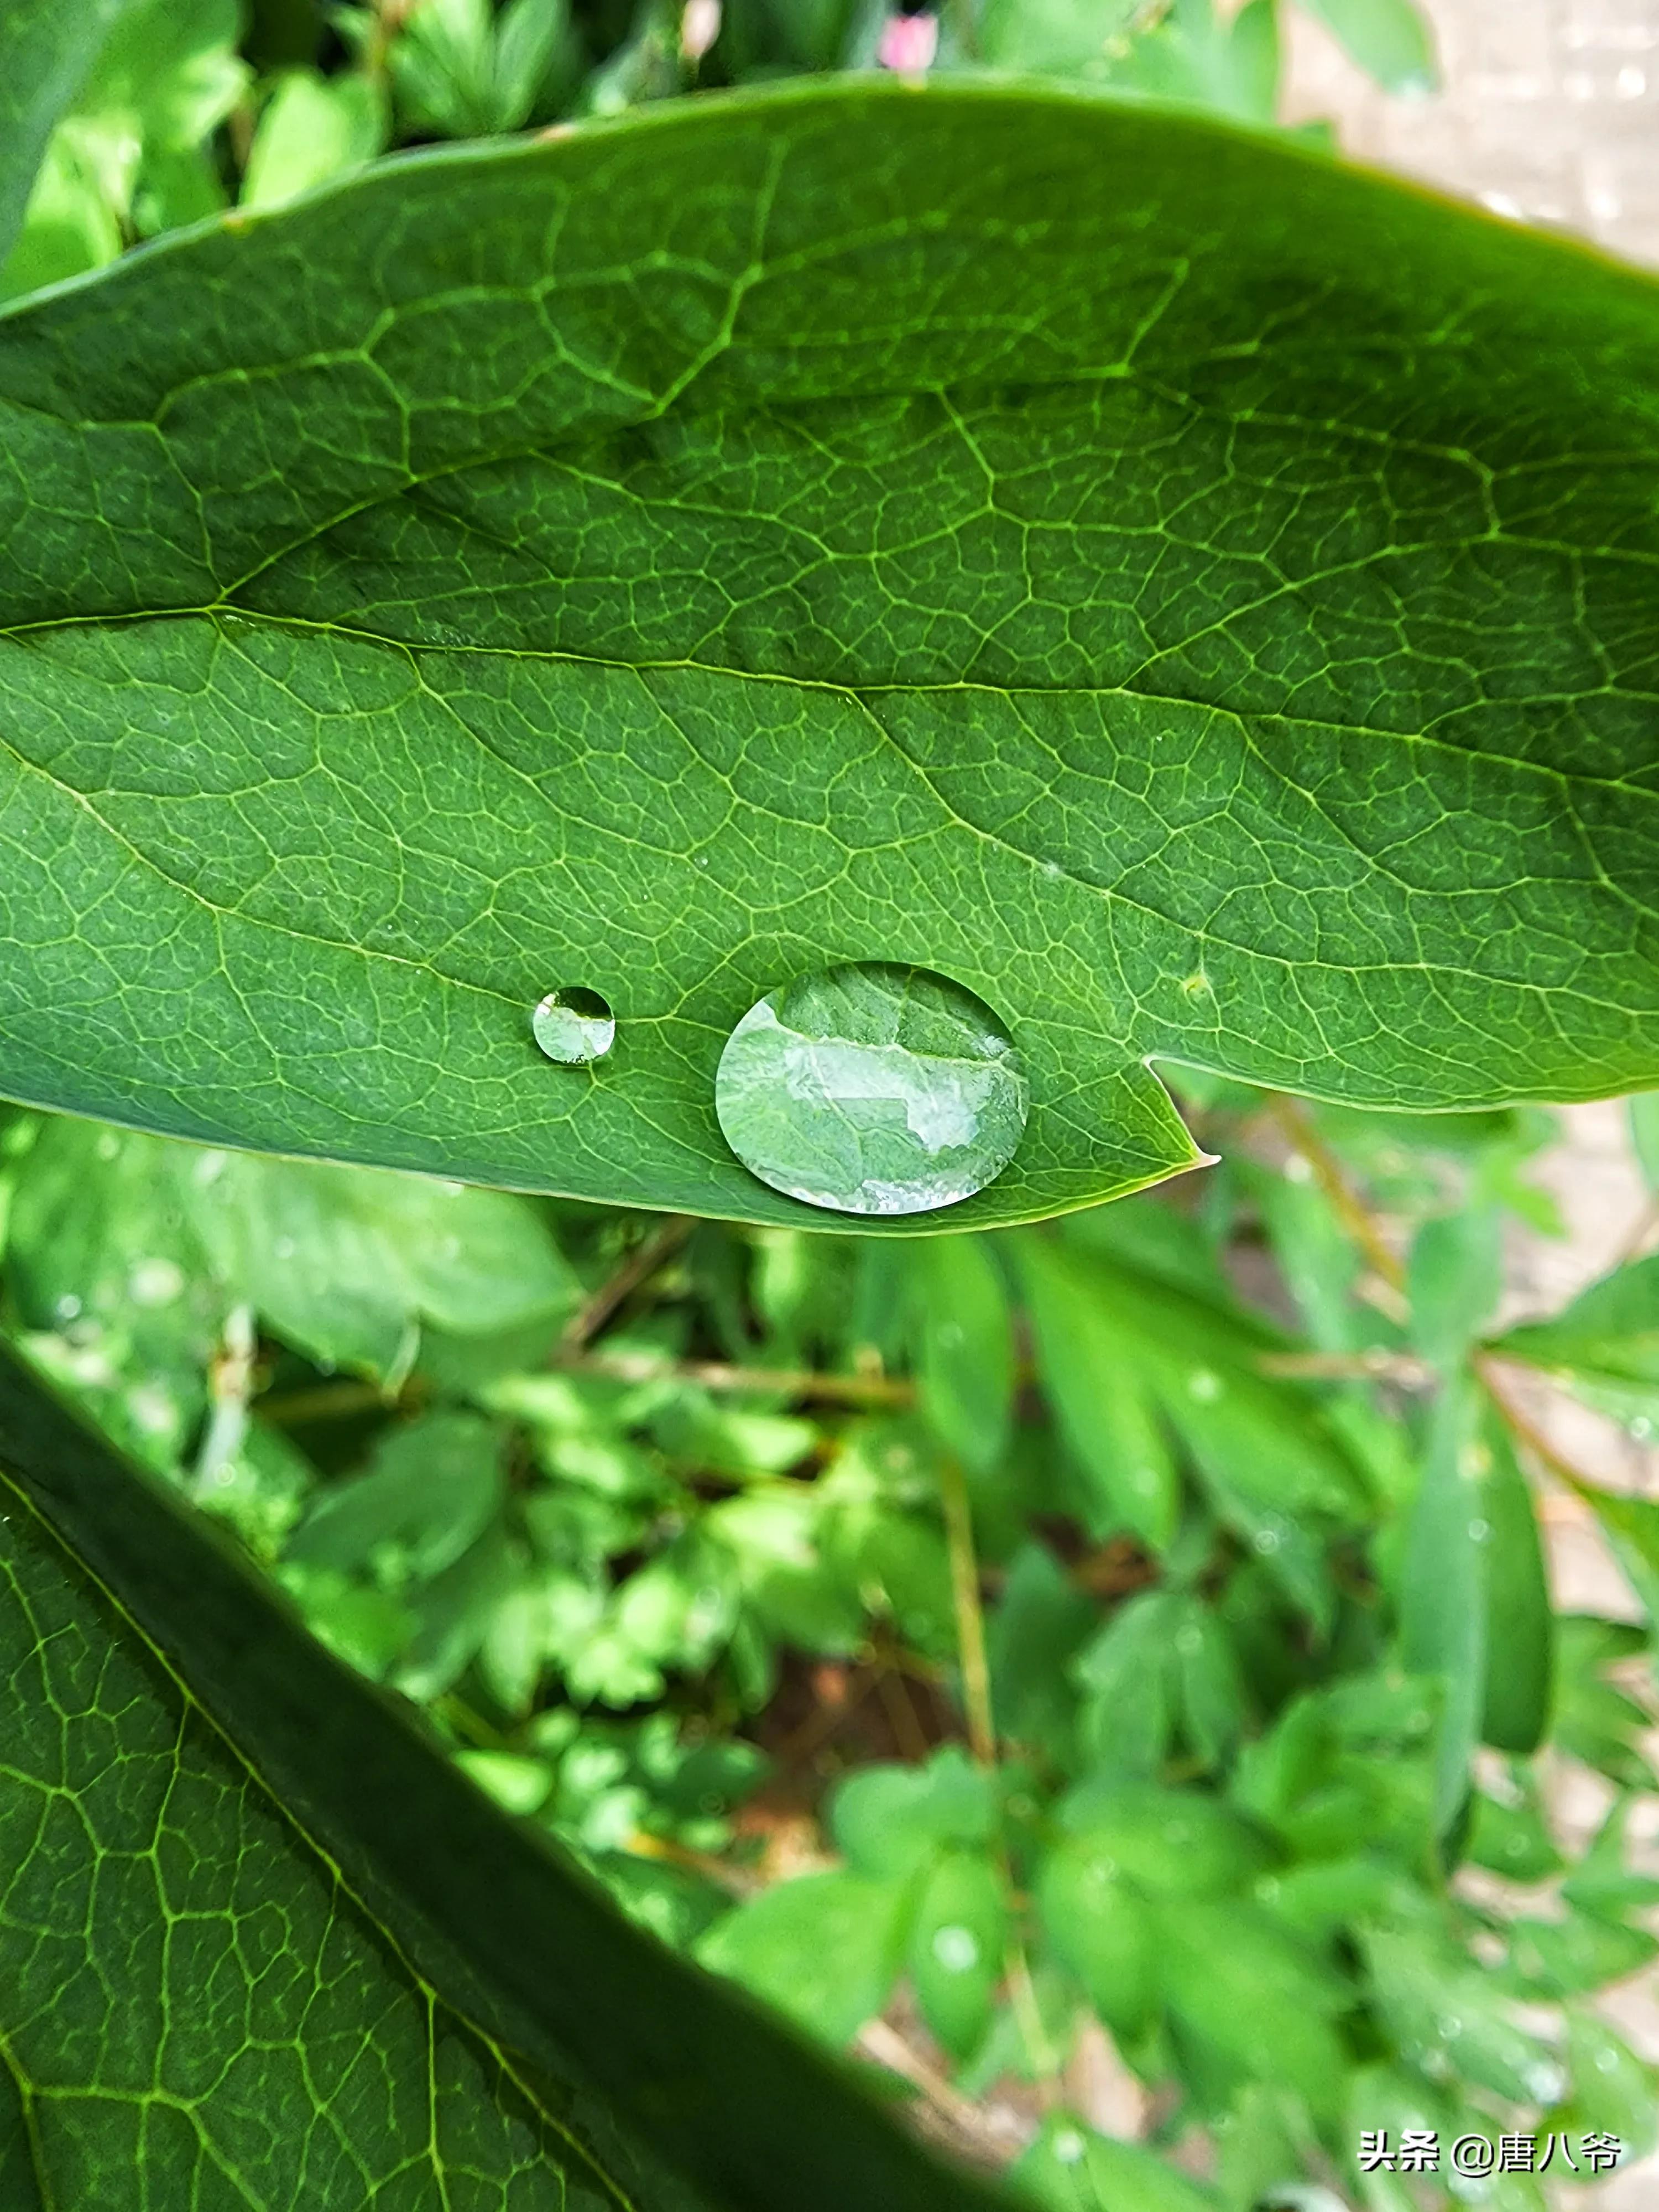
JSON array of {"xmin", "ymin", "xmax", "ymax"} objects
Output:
[
  {"xmin": 2, "ymin": 81, "xmax": 1658, "ymax": 1225},
  {"xmin": 0, "ymin": 1341, "xmax": 1002, "ymax": 2211}
]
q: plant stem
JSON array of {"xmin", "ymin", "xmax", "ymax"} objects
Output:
[
  {"xmin": 1268, "ymin": 1093, "xmax": 1408, "ymax": 1304},
  {"xmin": 559, "ymin": 1214, "xmax": 693, "ymax": 1351},
  {"xmin": 937, "ymin": 1451, "xmax": 996, "ymax": 1766},
  {"xmin": 559, "ymin": 1345, "xmax": 915, "ymax": 1407}
]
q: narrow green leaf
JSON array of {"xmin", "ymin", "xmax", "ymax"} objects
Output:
[
  {"xmin": 1016, "ymin": 1239, "xmax": 1178, "ymax": 1547},
  {"xmin": 1474, "ymin": 1417, "xmax": 1553, "ymax": 1755},
  {"xmin": 1490, "ymin": 1256, "xmax": 1659, "ymax": 1445},
  {"xmin": 914, "ymin": 1237, "xmax": 1015, "ymax": 1474},
  {"xmin": 1408, "ymin": 1208, "xmax": 1501, "ymax": 1371},
  {"xmin": 1630, "ymin": 1092, "xmax": 1659, "ymax": 1191},
  {"xmin": 0, "ymin": 1342, "xmax": 1003, "ymax": 2212},
  {"xmin": 1399, "ymin": 1378, "xmax": 1487, "ymax": 1837},
  {"xmin": 2, "ymin": 85, "xmax": 1657, "ymax": 1221}
]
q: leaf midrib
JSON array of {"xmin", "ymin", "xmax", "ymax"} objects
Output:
[{"xmin": 4, "ymin": 609, "xmax": 1642, "ymax": 1061}]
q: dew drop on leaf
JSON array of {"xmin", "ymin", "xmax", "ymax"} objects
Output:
[
  {"xmin": 713, "ymin": 962, "xmax": 1027, "ymax": 1216},
  {"xmin": 931, "ymin": 1924, "xmax": 980, "ymax": 1973},
  {"xmin": 531, "ymin": 988, "xmax": 615, "ymax": 1066}
]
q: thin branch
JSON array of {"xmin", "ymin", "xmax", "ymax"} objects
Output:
[
  {"xmin": 937, "ymin": 1452, "xmax": 996, "ymax": 1767},
  {"xmin": 1267, "ymin": 1094, "xmax": 1408, "ymax": 1305},
  {"xmin": 557, "ymin": 1345, "xmax": 915, "ymax": 1407},
  {"xmin": 1474, "ymin": 1352, "xmax": 1605, "ymax": 1491},
  {"xmin": 559, "ymin": 1214, "xmax": 693, "ymax": 1352},
  {"xmin": 257, "ymin": 1379, "xmax": 406, "ymax": 1426},
  {"xmin": 1259, "ymin": 1348, "xmax": 1433, "ymax": 1386}
]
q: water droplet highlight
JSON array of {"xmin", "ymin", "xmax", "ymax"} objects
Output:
[
  {"xmin": 532, "ymin": 987, "xmax": 615, "ymax": 1066},
  {"xmin": 931, "ymin": 1924, "xmax": 980, "ymax": 1973},
  {"xmin": 713, "ymin": 962, "xmax": 1027, "ymax": 1217}
]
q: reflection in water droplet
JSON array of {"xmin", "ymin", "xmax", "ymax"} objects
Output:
[
  {"xmin": 713, "ymin": 963, "xmax": 1027, "ymax": 1217},
  {"xmin": 532, "ymin": 987, "xmax": 615, "ymax": 1066}
]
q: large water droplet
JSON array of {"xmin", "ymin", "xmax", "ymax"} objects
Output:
[
  {"xmin": 532, "ymin": 987, "xmax": 614, "ymax": 1066},
  {"xmin": 714, "ymin": 962, "xmax": 1027, "ymax": 1216}
]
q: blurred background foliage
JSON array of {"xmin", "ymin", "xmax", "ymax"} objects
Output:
[{"xmin": 6, "ymin": 2, "xmax": 1659, "ymax": 2208}]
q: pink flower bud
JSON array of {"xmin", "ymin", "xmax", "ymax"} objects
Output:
[{"xmin": 878, "ymin": 13, "xmax": 938, "ymax": 75}]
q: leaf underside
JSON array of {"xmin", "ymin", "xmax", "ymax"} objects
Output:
[
  {"xmin": 0, "ymin": 1342, "xmax": 1002, "ymax": 2212},
  {"xmin": 1, "ymin": 80, "xmax": 1657, "ymax": 1226}
]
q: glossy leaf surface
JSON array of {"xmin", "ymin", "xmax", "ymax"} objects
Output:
[
  {"xmin": 2, "ymin": 82, "xmax": 1659, "ymax": 1224},
  {"xmin": 0, "ymin": 1343, "xmax": 1003, "ymax": 2212}
]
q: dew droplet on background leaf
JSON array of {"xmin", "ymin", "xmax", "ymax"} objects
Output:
[
  {"xmin": 713, "ymin": 961, "xmax": 1027, "ymax": 1217},
  {"xmin": 531, "ymin": 987, "xmax": 615, "ymax": 1066}
]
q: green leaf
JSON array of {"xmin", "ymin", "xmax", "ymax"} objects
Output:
[
  {"xmin": 908, "ymin": 1848, "xmax": 1007, "ymax": 2061},
  {"xmin": 1297, "ymin": 0, "xmax": 1437, "ymax": 96},
  {"xmin": 0, "ymin": 1339, "xmax": 1003, "ymax": 2212},
  {"xmin": 3, "ymin": 86, "xmax": 1658, "ymax": 1222},
  {"xmin": 1562, "ymin": 1796, "xmax": 1659, "ymax": 1923},
  {"xmin": 914, "ymin": 1235, "xmax": 1016, "ymax": 1474},
  {"xmin": 1562, "ymin": 2012, "xmax": 1659, "ymax": 2156},
  {"xmin": 1550, "ymin": 1615, "xmax": 1656, "ymax": 1789},
  {"xmin": 285, "ymin": 1407, "xmax": 505, "ymax": 1584},
  {"xmin": 1630, "ymin": 1091, "xmax": 1659, "ymax": 1190},
  {"xmin": 1466, "ymin": 1779, "xmax": 1562, "ymax": 1884},
  {"xmin": 1491, "ymin": 1256, "xmax": 1659, "ymax": 1447},
  {"xmin": 1408, "ymin": 1208, "xmax": 1501, "ymax": 1371},
  {"xmin": 1052, "ymin": 1782, "xmax": 1275, "ymax": 1897},
  {"xmin": 7, "ymin": 1115, "xmax": 578, "ymax": 1384},
  {"xmin": 242, "ymin": 67, "xmax": 390, "ymax": 210},
  {"xmin": 1364, "ymin": 1921, "xmax": 1564, "ymax": 2109},
  {"xmin": 0, "ymin": 0, "xmax": 138, "ymax": 262},
  {"xmin": 1557, "ymin": 1476, "xmax": 1659, "ymax": 1621},
  {"xmin": 1035, "ymin": 1842, "xmax": 1159, "ymax": 2039},
  {"xmin": 1474, "ymin": 1417, "xmax": 1553, "ymax": 1755},
  {"xmin": 1014, "ymin": 2114, "xmax": 1221, "ymax": 2212},
  {"xmin": 831, "ymin": 1746, "xmax": 995, "ymax": 1879},
  {"xmin": 1106, "ymin": 0, "xmax": 1282, "ymax": 126},
  {"xmin": 1016, "ymin": 1238, "xmax": 1178, "ymax": 1547},
  {"xmin": 1398, "ymin": 1378, "xmax": 1487, "ymax": 1836},
  {"xmin": 694, "ymin": 1869, "xmax": 915, "ymax": 2044},
  {"xmin": 1154, "ymin": 1898, "xmax": 1348, "ymax": 2119}
]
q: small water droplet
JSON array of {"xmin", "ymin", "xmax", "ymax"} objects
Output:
[
  {"xmin": 1632, "ymin": 1415, "xmax": 1652, "ymax": 1441},
  {"xmin": 96, "ymin": 1131, "xmax": 121, "ymax": 1162},
  {"xmin": 1188, "ymin": 1368, "xmax": 1222, "ymax": 1402},
  {"xmin": 1468, "ymin": 1516, "xmax": 1491, "ymax": 1543},
  {"xmin": 54, "ymin": 1293, "xmax": 82, "ymax": 1323},
  {"xmin": 1052, "ymin": 2129, "xmax": 1086, "ymax": 2167},
  {"xmin": 532, "ymin": 987, "xmax": 615, "ymax": 1066},
  {"xmin": 129, "ymin": 1257, "xmax": 185, "ymax": 1308},
  {"xmin": 274, "ymin": 1237, "xmax": 296, "ymax": 1261},
  {"xmin": 713, "ymin": 963, "xmax": 1027, "ymax": 1217},
  {"xmin": 931, "ymin": 1924, "xmax": 980, "ymax": 1973},
  {"xmin": 1252, "ymin": 1526, "xmax": 1281, "ymax": 1554}
]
